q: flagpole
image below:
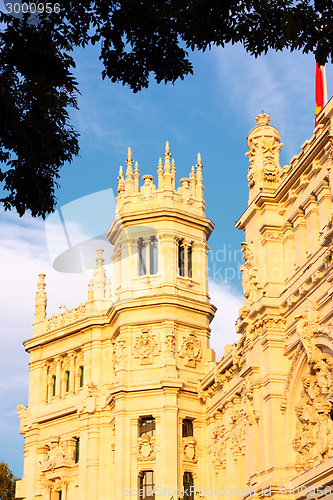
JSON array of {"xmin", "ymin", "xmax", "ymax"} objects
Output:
[{"xmin": 323, "ymin": 65, "xmax": 328, "ymax": 105}]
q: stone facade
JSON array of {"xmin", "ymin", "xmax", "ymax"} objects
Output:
[{"xmin": 16, "ymin": 103, "xmax": 333, "ymax": 499}]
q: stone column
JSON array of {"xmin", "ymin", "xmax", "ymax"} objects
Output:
[
  {"xmin": 291, "ymin": 209, "xmax": 307, "ymax": 266},
  {"xmin": 41, "ymin": 362, "xmax": 48, "ymax": 404},
  {"xmin": 283, "ymin": 222, "xmax": 295, "ymax": 278},
  {"xmin": 68, "ymin": 352, "xmax": 75, "ymax": 394},
  {"xmin": 87, "ymin": 422, "xmax": 100, "ymax": 498},
  {"xmin": 304, "ymin": 195, "xmax": 320, "ymax": 255},
  {"xmin": 54, "ymin": 357, "xmax": 62, "ymax": 398},
  {"xmin": 315, "ymin": 179, "xmax": 332, "ymax": 230}
]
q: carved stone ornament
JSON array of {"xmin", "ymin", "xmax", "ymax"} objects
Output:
[
  {"xmin": 40, "ymin": 476, "xmax": 69, "ymax": 493},
  {"xmin": 212, "ymin": 425, "xmax": 226, "ymax": 469},
  {"xmin": 240, "ymin": 243, "xmax": 262, "ymax": 304},
  {"xmin": 230, "ymin": 411, "xmax": 246, "ymax": 461},
  {"xmin": 165, "ymin": 331, "xmax": 176, "ymax": 359},
  {"xmin": 77, "ymin": 383, "xmax": 98, "ymax": 414},
  {"xmin": 182, "ymin": 436, "xmax": 197, "ymax": 463},
  {"xmin": 178, "ymin": 332, "xmax": 202, "ymax": 368},
  {"xmin": 112, "ymin": 334, "xmax": 127, "ymax": 370},
  {"xmin": 133, "ymin": 329, "xmax": 160, "ymax": 365},
  {"xmin": 40, "ymin": 436, "xmax": 72, "ymax": 471},
  {"xmin": 293, "ymin": 372, "xmax": 332, "ymax": 471},
  {"xmin": 17, "ymin": 404, "xmax": 33, "ymax": 433},
  {"xmin": 240, "ymin": 379, "xmax": 260, "ymax": 425},
  {"xmin": 137, "ymin": 435, "xmax": 155, "ymax": 461}
]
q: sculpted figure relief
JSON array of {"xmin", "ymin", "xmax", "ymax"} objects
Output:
[
  {"xmin": 293, "ymin": 354, "xmax": 333, "ymax": 470},
  {"xmin": 212, "ymin": 424, "xmax": 226, "ymax": 469}
]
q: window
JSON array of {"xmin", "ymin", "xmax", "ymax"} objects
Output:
[
  {"xmin": 75, "ymin": 438, "xmax": 80, "ymax": 463},
  {"xmin": 139, "ymin": 417, "xmax": 155, "ymax": 437},
  {"xmin": 139, "ymin": 237, "xmax": 158, "ymax": 276},
  {"xmin": 139, "ymin": 470, "xmax": 155, "ymax": 500},
  {"xmin": 182, "ymin": 419, "xmax": 193, "ymax": 437},
  {"xmin": 139, "ymin": 239, "xmax": 147, "ymax": 276},
  {"xmin": 52, "ymin": 376, "xmax": 56, "ymax": 397},
  {"xmin": 183, "ymin": 472, "xmax": 194, "ymax": 500},
  {"xmin": 187, "ymin": 245, "xmax": 192, "ymax": 279},
  {"xmin": 149, "ymin": 237, "xmax": 158, "ymax": 275},
  {"xmin": 79, "ymin": 367, "xmax": 84, "ymax": 388},
  {"xmin": 178, "ymin": 241, "xmax": 185, "ymax": 277},
  {"xmin": 65, "ymin": 371, "xmax": 70, "ymax": 392},
  {"xmin": 58, "ymin": 491, "xmax": 62, "ymax": 500}
]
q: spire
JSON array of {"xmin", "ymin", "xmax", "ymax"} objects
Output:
[
  {"xmin": 163, "ymin": 141, "xmax": 172, "ymax": 189},
  {"xmin": 35, "ymin": 274, "xmax": 47, "ymax": 321},
  {"xmin": 190, "ymin": 165, "xmax": 196, "ymax": 197},
  {"xmin": 92, "ymin": 249, "xmax": 106, "ymax": 300},
  {"xmin": 195, "ymin": 153, "xmax": 204, "ymax": 200},
  {"xmin": 125, "ymin": 147, "xmax": 134, "ymax": 192},
  {"xmin": 105, "ymin": 277, "xmax": 112, "ymax": 300},
  {"xmin": 157, "ymin": 157, "xmax": 164, "ymax": 189},
  {"xmin": 88, "ymin": 280, "xmax": 93, "ymax": 300},
  {"xmin": 164, "ymin": 141, "xmax": 171, "ymax": 174},
  {"xmin": 134, "ymin": 161, "xmax": 140, "ymax": 192},
  {"xmin": 171, "ymin": 158, "xmax": 176, "ymax": 188},
  {"xmin": 117, "ymin": 165, "xmax": 125, "ymax": 194}
]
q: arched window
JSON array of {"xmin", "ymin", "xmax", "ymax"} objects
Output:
[
  {"xmin": 65, "ymin": 371, "xmax": 70, "ymax": 393},
  {"xmin": 139, "ymin": 416, "xmax": 155, "ymax": 437},
  {"xmin": 139, "ymin": 470, "xmax": 155, "ymax": 500},
  {"xmin": 183, "ymin": 472, "xmax": 194, "ymax": 499},
  {"xmin": 149, "ymin": 237, "xmax": 158, "ymax": 275},
  {"xmin": 178, "ymin": 240, "xmax": 185, "ymax": 276},
  {"xmin": 138, "ymin": 237, "xmax": 158, "ymax": 276},
  {"xmin": 75, "ymin": 437, "xmax": 80, "ymax": 463},
  {"xmin": 52, "ymin": 376, "xmax": 56, "ymax": 397},
  {"xmin": 188, "ymin": 245, "xmax": 192, "ymax": 279},
  {"xmin": 138, "ymin": 239, "xmax": 147, "ymax": 276},
  {"xmin": 182, "ymin": 418, "xmax": 193, "ymax": 437},
  {"xmin": 79, "ymin": 367, "xmax": 84, "ymax": 388}
]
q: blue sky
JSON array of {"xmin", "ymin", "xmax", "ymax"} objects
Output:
[{"xmin": 1, "ymin": 15, "xmax": 331, "ymax": 476}]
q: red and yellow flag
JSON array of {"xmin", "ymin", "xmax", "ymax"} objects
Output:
[{"xmin": 315, "ymin": 62, "xmax": 324, "ymax": 126}]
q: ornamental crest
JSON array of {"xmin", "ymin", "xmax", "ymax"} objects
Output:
[
  {"xmin": 178, "ymin": 332, "xmax": 202, "ymax": 368},
  {"xmin": 137, "ymin": 435, "xmax": 155, "ymax": 461},
  {"xmin": 182, "ymin": 436, "xmax": 197, "ymax": 463},
  {"xmin": 133, "ymin": 329, "xmax": 160, "ymax": 365}
]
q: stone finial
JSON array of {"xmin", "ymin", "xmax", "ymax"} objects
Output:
[
  {"xmin": 246, "ymin": 113, "xmax": 282, "ymax": 202},
  {"xmin": 105, "ymin": 277, "xmax": 112, "ymax": 300},
  {"xmin": 35, "ymin": 274, "xmax": 47, "ymax": 321},
  {"xmin": 125, "ymin": 147, "xmax": 135, "ymax": 192},
  {"xmin": 196, "ymin": 153, "xmax": 204, "ymax": 200},
  {"xmin": 88, "ymin": 280, "xmax": 93, "ymax": 300},
  {"xmin": 190, "ymin": 165, "xmax": 196, "ymax": 197},
  {"xmin": 134, "ymin": 161, "xmax": 140, "ymax": 192},
  {"xmin": 255, "ymin": 111, "xmax": 271, "ymax": 127},
  {"xmin": 117, "ymin": 165, "xmax": 125, "ymax": 194},
  {"xmin": 96, "ymin": 248, "xmax": 105, "ymax": 267},
  {"xmin": 164, "ymin": 141, "xmax": 171, "ymax": 174},
  {"xmin": 171, "ymin": 158, "xmax": 176, "ymax": 188},
  {"xmin": 125, "ymin": 147, "xmax": 134, "ymax": 178},
  {"xmin": 157, "ymin": 157, "xmax": 163, "ymax": 189},
  {"xmin": 93, "ymin": 249, "xmax": 106, "ymax": 300}
]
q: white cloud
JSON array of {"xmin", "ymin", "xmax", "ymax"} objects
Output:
[
  {"xmin": 0, "ymin": 208, "xmax": 244, "ymax": 474},
  {"xmin": 214, "ymin": 44, "xmax": 318, "ymax": 161},
  {"xmin": 208, "ymin": 280, "xmax": 244, "ymax": 360}
]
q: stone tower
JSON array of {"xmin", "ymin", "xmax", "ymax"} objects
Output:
[{"xmin": 16, "ymin": 143, "xmax": 216, "ymax": 499}]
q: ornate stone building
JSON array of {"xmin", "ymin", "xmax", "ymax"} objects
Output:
[{"xmin": 16, "ymin": 103, "xmax": 333, "ymax": 500}]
